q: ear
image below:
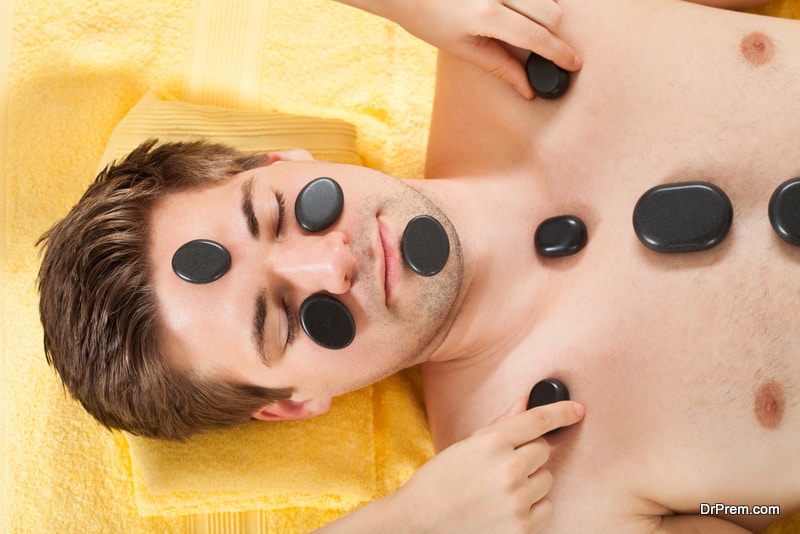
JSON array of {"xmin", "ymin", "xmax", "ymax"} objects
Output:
[
  {"xmin": 266, "ymin": 149, "xmax": 315, "ymax": 165},
  {"xmin": 251, "ymin": 397, "xmax": 332, "ymax": 421}
]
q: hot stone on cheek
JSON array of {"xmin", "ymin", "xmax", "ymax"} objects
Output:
[
  {"xmin": 295, "ymin": 177, "xmax": 344, "ymax": 232},
  {"xmin": 172, "ymin": 239, "xmax": 231, "ymax": 284},
  {"xmin": 299, "ymin": 294, "xmax": 356, "ymax": 350}
]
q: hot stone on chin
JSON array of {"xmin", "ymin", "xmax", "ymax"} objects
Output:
[{"xmin": 401, "ymin": 215, "xmax": 450, "ymax": 276}]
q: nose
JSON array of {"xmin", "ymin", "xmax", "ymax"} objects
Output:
[{"xmin": 269, "ymin": 231, "xmax": 355, "ymax": 295}]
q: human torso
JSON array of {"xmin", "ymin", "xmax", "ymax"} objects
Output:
[{"xmin": 422, "ymin": 0, "xmax": 800, "ymax": 531}]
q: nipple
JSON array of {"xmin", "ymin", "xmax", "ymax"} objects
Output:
[
  {"xmin": 525, "ymin": 52, "xmax": 570, "ymax": 100},
  {"xmin": 741, "ymin": 32, "xmax": 775, "ymax": 67},
  {"xmin": 754, "ymin": 380, "xmax": 785, "ymax": 430}
]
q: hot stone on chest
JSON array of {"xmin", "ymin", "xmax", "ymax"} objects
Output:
[{"xmin": 633, "ymin": 182, "xmax": 733, "ymax": 253}]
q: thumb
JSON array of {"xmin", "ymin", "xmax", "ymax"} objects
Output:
[
  {"xmin": 492, "ymin": 396, "xmax": 529, "ymax": 424},
  {"xmin": 465, "ymin": 39, "xmax": 534, "ymax": 100}
]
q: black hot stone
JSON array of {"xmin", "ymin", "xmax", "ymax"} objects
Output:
[
  {"xmin": 527, "ymin": 379, "xmax": 571, "ymax": 410},
  {"xmin": 633, "ymin": 182, "xmax": 732, "ymax": 253},
  {"xmin": 769, "ymin": 178, "xmax": 800, "ymax": 246},
  {"xmin": 172, "ymin": 239, "xmax": 231, "ymax": 284},
  {"xmin": 295, "ymin": 177, "xmax": 344, "ymax": 232},
  {"xmin": 535, "ymin": 215, "xmax": 587, "ymax": 257},
  {"xmin": 401, "ymin": 215, "xmax": 450, "ymax": 276},
  {"xmin": 525, "ymin": 52, "xmax": 570, "ymax": 100},
  {"xmin": 299, "ymin": 295, "xmax": 355, "ymax": 350}
]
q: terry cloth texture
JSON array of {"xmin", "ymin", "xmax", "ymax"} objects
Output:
[{"xmin": 1, "ymin": 0, "xmax": 799, "ymax": 532}]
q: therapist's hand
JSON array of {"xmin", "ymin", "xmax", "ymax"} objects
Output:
[
  {"xmin": 384, "ymin": 0, "xmax": 581, "ymax": 99},
  {"xmin": 394, "ymin": 397, "xmax": 585, "ymax": 533}
]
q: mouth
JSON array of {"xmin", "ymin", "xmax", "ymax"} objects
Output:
[{"xmin": 378, "ymin": 217, "xmax": 399, "ymax": 304}]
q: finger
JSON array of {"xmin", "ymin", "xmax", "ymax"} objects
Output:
[
  {"xmin": 503, "ymin": 0, "xmax": 564, "ymax": 33},
  {"xmin": 527, "ymin": 467, "xmax": 553, "ymax": 503},
  {"xmin": 492, "ymin": 395, "xmax": 530, "ymax": 424},
  {"xmin": 463, "ymin": 38, "xmax": 535, "ymax": 99},
  {"xmin": 492, "ymin": 7, "xmax": 581, "ymax": 72},
  {"xmin": 495, "ymin": 400, "xmax": 585, "ymax": 447},
  {"xmin": 529, "ymin": 497, "xmax": 554, "ymax": 533},
  {"xmin": 518, "ymin": 436, "xmax": 551, "ymax": 473}
]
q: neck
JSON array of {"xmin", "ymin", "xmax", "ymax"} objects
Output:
[{"xmin": 405, "ymin": 174, "xmax": 552, "ymax": 367}]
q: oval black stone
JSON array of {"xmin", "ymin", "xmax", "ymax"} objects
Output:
[
  {"xmin": 401, "ymin": 215, "xmax": 450, "ymax": 277},
  {"xmin": 632, "ymin": 182, "xmax": 732, "ymax": 253},
  {"xmin": 299, "ymin": 295, "xmax": 355, "ymax": 350},
  {"xmin": 535, "ymin": 215, "xmax": 587, "ymax": 257},
  {"xmin": 527, "ymin": 379, "xmax": 570, "ymax": 410},
  {"xmin": 525, "ymin": 52, "xmax": 570, "ymax": 100},
  {"xmin": 295, "ymin": 177, "xmax": 344, "ymax": 232},
  {"xmin": 172, "ymin": 239, "xmax": 231, "ymax": 284},
  {"xmin": 769, "ymin": 178, "xmax": 800, "ymax": 246}
]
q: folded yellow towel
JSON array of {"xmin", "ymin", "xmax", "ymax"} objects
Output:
[{"xmin": 2, "ymin": 0, "xmax": 799, "ymax": 532}]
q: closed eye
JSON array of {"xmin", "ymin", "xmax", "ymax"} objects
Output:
[{"xmin": 282, "ymin": 299, "xmax": 296, "ymax": 346}]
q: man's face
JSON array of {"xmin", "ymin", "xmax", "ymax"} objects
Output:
[{"xmin": 149, "ymin": 158, "xmax": 463, "ymax": 410}]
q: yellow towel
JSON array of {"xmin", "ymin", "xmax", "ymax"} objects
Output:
[
  {"xmin": 2, "ymin": 0, "xmax": 435, "ymax": 532},
  {"xmin": 2, "ymin": 0, "xmax": 799, "ymax": 532}
]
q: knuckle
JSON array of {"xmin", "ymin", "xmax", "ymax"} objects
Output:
[
  {"xmin": 529, "ymin": 25, "xmax": 551, "ymax": 49},
  {"xmin": 530, "ymin": 406, "xmax": 553, "ymax": 430},
  {"xmin": 547, "ymin": 2, "xmax": 564, "ymax": 29}
]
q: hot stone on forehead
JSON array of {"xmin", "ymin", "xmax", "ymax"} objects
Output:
[
  {"xmin": 172, "ymin": 239, "xmax": 231, "ymax": 284},
  {"xmin": 295, "ymin": 177, "xmax": 344, "ymax": 232}
]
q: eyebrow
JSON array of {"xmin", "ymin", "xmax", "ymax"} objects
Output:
[
  {"xmin": 252, "ymin": 290, "xmax": 271, "ymax": 367},
  {"xmin": 241, "ymin": 177, "xmax": 260, "ymax": 239}
]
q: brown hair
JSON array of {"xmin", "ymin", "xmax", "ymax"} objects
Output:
[{"xmin": 37, "ymin": 139, "xmax": 293, "ymax": 441}]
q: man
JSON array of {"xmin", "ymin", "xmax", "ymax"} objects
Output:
[{"xmin": 38, "ymin": 0, "xmax": 799, "ymax": 531}]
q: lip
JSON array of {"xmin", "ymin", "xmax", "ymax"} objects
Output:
[{"xmin": 378, "ymin": 217, "xmax": 399, "ymax": 304}]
